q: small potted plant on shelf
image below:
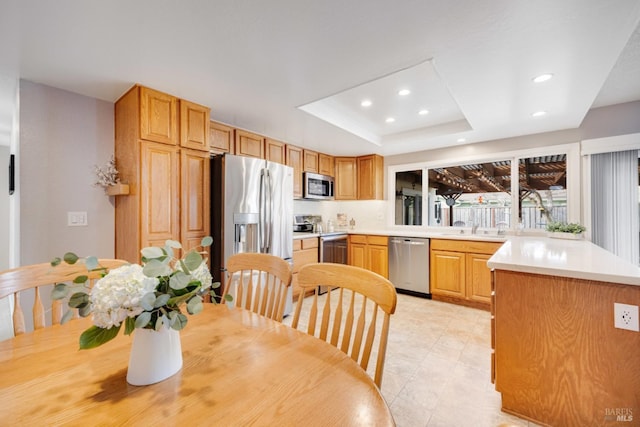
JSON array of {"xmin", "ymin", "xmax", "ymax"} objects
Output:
[
  {"xmin": 94, "ymin": 155, "xmax": 128, "ymax": 196},
  {"xmin": 546, "ymin": 221, "xmax": 586, "ymax": 240}
]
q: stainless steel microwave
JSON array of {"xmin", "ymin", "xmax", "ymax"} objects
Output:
[{"xmin": 303, "ymin": 172, "xmax": 334, "ymax": 200}]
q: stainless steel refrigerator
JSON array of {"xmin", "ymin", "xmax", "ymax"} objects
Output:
[{"xmin": 211, "ymin": 154, "xmax": 294, "ymax": 314}]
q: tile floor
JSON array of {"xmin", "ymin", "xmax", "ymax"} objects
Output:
[{"xmin": 284, "ymin": 292, "xmax": 536, "ymax": 427}]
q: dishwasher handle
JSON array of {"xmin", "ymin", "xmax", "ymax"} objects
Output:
[{"xmin": 390, "ymin": 238, "xmax": 427, "ymax": 246}]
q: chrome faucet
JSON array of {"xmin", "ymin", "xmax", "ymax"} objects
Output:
[
  {"xmin": 497, "ymin": 223, "xmax": 506, "ymax": 235},
  {"xmin": 471, "ymin": 224, "xmax": 479, "ymax": 234}
]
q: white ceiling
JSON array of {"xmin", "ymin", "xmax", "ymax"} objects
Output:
[{"xmin": 1, "ymin": 0, "xmax": 639, "ymax": 156}]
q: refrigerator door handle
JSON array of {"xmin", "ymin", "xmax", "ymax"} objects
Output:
[
  {"xmin": 265, "ymin": 169, "xmax": 273, "ymax": 253},
  {"xmin": 259, "ymin": 168, "xmax": 267, "ymax": 253}
]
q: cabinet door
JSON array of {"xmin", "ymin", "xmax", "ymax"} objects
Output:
[
  {"xmin": 181, "ymin": 149, "xmax": 210, "ymax": 252},
  {"xmin": 286, "ymin": 145, "xmax": 303, "ymax": 199},
  {"xmin": 235, "ymin": 129, "xmax": 264, "ymax": 158},
  {"xmin": 466, "ymin": 253, "xmax": 493, "ymax": 303},
  {"xmin": 430, "ymin": 250, "xmax": 465, "ymax": 298},
  {"xmin": 140, "ymin": 87, "xmax": 178, "ymax": 145},
  {"xmin": 179, "ymin": 100, "xmax": 210, "ymax": 151},
  {"xmin": 335, "ymin": 157, "xmax": 357, "ymax": 200},
  {"xmin": 140, "ymin": 142, "xmax": 180, "ymax": 253},
  {"xmin": 319, "ymin": 153, "xmax": 334, "ymax": 177},
  {"xmin": 357, "ymin": 154, "xmax": 383, "ymax": 200},
  {"xmin": 303, "ymin": 150, "xmax": 319, "ymax": 173},
  {"xmin": 349, "ymin": 243, "xmax": 367, "ymax": 269},
  {"xmin": 209, "ymin": 121, "xmax": 234, "ymax": 154},
  {"xmin": 265, "ymin": 138, "xmax": 286, "ymax": 164},
  {"xmin": 368, "ymin": 244, "xmax": 389, "ymax": 278}
]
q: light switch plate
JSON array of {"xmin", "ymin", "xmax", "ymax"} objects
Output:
[
  {"xmin": 67, "ymin": 211, "xmax": 88, "ymax": 227},
  {"xmin": 614, "ymin": 303, "xmax": 639, "ymax": 332}
]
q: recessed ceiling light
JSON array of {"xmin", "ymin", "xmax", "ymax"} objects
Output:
[
  {"xmin": 457, "ymin": 138, "xmax": 466, "ymax": 143},
  {"xmin": 360, "ymin": 99, "xmax": 372, "ymax": 107},
  {"xmin": 385, "ymin": 117, "xmax": 396, "ymax": 123},
  {"xmin": 418, "ymin": 109, "xmax": 429, "ymax": 115},
  {"xmin": 532, "ymin": 73, "xmax": 554, "ymax": 83},
  {"xmin": 398, "ymin": 89, "xmax": 411, "ymax": 96},
  {"xmin": 531, "ymin": 111, "xmax": 547, "ymax": 117}
]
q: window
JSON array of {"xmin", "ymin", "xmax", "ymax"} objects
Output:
[
  {"xmin": 517, "ymin": 154, "xmax": 567, "ymax": 229},
  {"xmin": 426, "ymin": 161, "xmax": 512, "ymax": 228}
]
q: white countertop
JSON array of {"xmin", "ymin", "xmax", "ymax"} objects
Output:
[
  {"xmin": 294, "ymin": 229, "xmax": 508, "ymax": 243},
  {"xmin": 488, "ymin": 236, "xmax": 640, "ymax": 286}
]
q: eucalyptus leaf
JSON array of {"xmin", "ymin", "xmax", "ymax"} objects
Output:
[
  {"xmin": 187, "ymin": 296, "xmax": 203, "ymax": 315},
  {"xmin": 124, "ymin": 317, "xmax": 136, "ymax": 335},
  {"xmin": 212, "ymin": 281, "xmax": 221, "ymax": 289},
  {"xmin": 161, "ymin": 314, "xmax": 170, "ymax": 329},
  {"xmin": 169, "ymin": 271, "xmax": 191, "ymax": 290},
  {"xmin": 78, "ymin": 305, "xmax": 92, "ymax": 317},
  {"xmin": 143, "ymin": 259, "xmax": 172, "ymax": 277},
  {"xmin": 184, "ymin": 250, "xmax": 203, "ymax": 271},
  {"xmin": 167, "ymin": 289, "xmax": 197, "ymax": 306},
  {"xmin": 224, "ymin": 294, "xmax": 234, "ymax": 302},
  {"xmin": 135, "ymin": 311, "xmax": 152, "ymax": 329},
  {"xmin": 61, "ymin": 309, "xmax": 74, "ymax": 324},
  {"xmin": 201, "ymin": 236, "xmax": 213, "ymax": 247},
  {"xmin": 140, "ymin": 292, "xmax": 156, "ymax": 311},
  {"xmin": 164, "ymin": 245, "xmax": 174, "ymax": 260},
  {"xmin": 73, "ymin": 275, "xmax": 88, "ymax": 284},
  {"xmin": 154, "ymin": 293, "xmax": 170, "ymax": 308},
  {"xmin": 141, "ymin": 246, "xmax": 164, "ymax": 259},
  {"xmin": 51, "ymin": 283, "xmax": 69, "ymax": 300},
  {"xmin": 68, "ymin": 292, "xmax": 89, "ymax": 309},
  {"xmin": 171, "ymin": 313, "xmax": 188, "ymax": 330},
  {"xmin": 165, "ymin": 239, "xmax": 182, "ymax": 249},
  {"xmin": 168, "ymin": 310, "xmax": 178, "ymax": 325},
  {"xmin": 63, "ymin": 252, "xmax": 79, "ymax": 265},
  {"xmin": 79, "ymin": 325, "xmax": 121, "ymax": 350},
  {"xmin": 85, "ymin": 256, "xmax": 99, "ymax": 271},
  {"xmin": 50, "ymin": 257, "xmax": 61, "ymax": 267}
]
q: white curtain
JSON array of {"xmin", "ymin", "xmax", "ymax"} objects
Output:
[{"xmin": 591, "ymin": 150, "xmax": 640, "ymax": 265}]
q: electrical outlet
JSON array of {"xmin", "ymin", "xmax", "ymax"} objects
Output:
[{"xmin": 614, "ymin": 303, "xmax": 639, "ymax": 332}]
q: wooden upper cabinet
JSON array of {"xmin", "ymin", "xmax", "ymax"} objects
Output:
[
  {"xmin": 209, "ymin": 121, "xmax": 234, "ymax": 154},
  {"xmin": 181, "ymin": 149, "xmax": 211, "ymax": 252},
  {"xmin": 303, "ymin": 150, "xmax": 319, "ymax": 173},
  {"xmin": 335, "ymin": 157, "xmax": 357, "ymax": 200},
  {"xmin": 179, "ymin": 100, "xmax": 210, "ymax": 151},
  {"xmin": 139, "ymin": 86, "xmax": 178, "ymax": 145},
  {"xmin": 286, "ymin": 145, "xmax": 304, "ymax": 199},
  {"xmin": 265, "ymin": 138, "xmax": 286, "ymax": 164},
  {"xmin": 235, "ymin": 129, "xmax": 265, "ymax": 159},
  {"xmin": 319, "ymin": 153, "xmax": 334, "ymax": 177},
  {"xmin": 357, "ymin": 154, "xmax": 384, "ymax": 200}
]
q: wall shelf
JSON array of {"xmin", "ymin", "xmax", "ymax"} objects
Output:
[{"xmin": 106, "ymin": 183, "xmax": 130, "ymax": 196}]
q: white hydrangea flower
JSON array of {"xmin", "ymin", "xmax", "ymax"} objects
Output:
[
  {"xmin": 189, "ymin": 261, "xmax": 213, "ymax": 289},
  {"xmin": 90, "ymin": 264, "xmax": 159, "ymax": 329}
]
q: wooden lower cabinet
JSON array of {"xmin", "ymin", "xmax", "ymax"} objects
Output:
[
  {"xmin": 292, "ymin": 237, "xmax": 319, "ymax": 300},
  {"xmin": 493, "ymin": 270, "xmax": 640, "ymax": 426},
  {"xmin": 430, "ymin": 239, "xmax": 502, "ymax": 310},
  {"xmin": 348, "ymin": 234, "xmax": 388, "ymax": 278}
]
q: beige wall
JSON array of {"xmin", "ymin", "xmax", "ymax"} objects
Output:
[{"xmin": 19, "ymin": 80, "xmax": 115, "ymax": 264}]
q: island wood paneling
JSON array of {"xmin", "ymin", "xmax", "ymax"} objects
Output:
[{"xmin": 494, "ymin": 269, "xmax": 640, "ymax": 426}]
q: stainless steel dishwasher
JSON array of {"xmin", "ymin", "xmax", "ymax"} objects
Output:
[{"xmin": 389, "ymin": 237, "xmax": 430, "ymax": 297}]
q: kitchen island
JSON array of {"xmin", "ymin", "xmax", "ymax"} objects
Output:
[{"xmin": 488, "ymin": 236, "xmax": 640, "ymax": 426}]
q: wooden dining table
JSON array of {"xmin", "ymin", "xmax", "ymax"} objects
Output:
[{"xmin": 0, "ymin": 304, "xmax": 394, "ymax": 426}]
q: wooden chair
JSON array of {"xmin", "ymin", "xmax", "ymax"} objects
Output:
[
  {"xmin": 291, "ymin": 263, "xmax": 397, "ymax": 388},
  {"xmin": 0, "ymin": 259, "xmax": 127, "ymax": 336},
  {"xmin": 223, "ymin": 253, "xmax": 293, "ymax": 322}
]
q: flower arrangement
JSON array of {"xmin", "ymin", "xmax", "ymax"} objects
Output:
[
  {"xmin": 546, "ymin": 221, "xmax": 586, "ymax": 234},
  {"xmin": 93, "ymin": 155, "xmax": 121, "ymax": 191},
  {"xmin": 51, "ymin": 237, "xmax": 230, "ymax": 349}
]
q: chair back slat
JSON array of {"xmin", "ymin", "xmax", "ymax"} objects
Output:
[
  {"xmin": 0, "ymin": 259, "xmax": 128, "ymax": 337},
  {"xmin": 223, "ymin": 253, "xmax": 292, "ymax": 322},
  {"xmin": 293, "ymin": 263, "xmax": 397, "ymax": 388}
]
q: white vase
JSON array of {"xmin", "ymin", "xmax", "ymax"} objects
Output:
[{"xmin": 126, "ymin": 326, "xmax": 183, "ymax": 386}]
